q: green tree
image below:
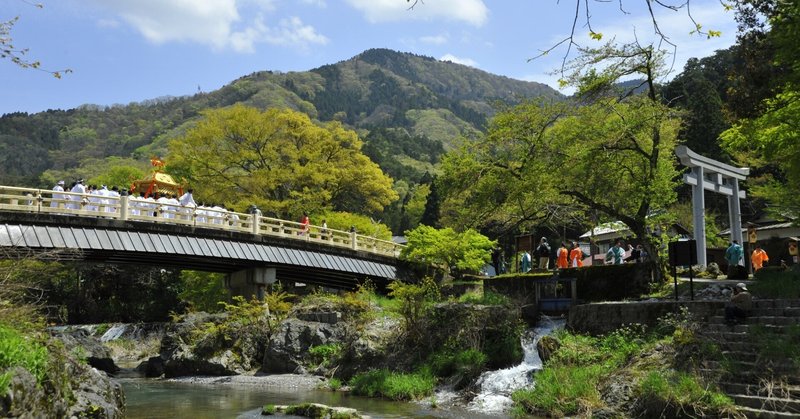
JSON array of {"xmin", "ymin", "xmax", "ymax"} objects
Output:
[
  {"xmin": 167, "ymin": 105, "xmax": 397, "ymax": 218},
  {"xmin": 440, "ymin": 42, "xmax": 681, "ymax": 277},
  {"xmin": 721, "ymin": 0, "xmax": 800, "ymax": 218},
  {"xmin": 401, "ymin": 225, "xmax": 496, "ymax": 276}
]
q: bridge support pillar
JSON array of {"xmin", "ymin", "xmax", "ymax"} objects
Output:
[{"xmin": 226, "ymin": 267, "xmax": 277, "ymax": 300}]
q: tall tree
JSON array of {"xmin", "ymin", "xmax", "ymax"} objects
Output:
[
  {"xmin": 721, "ymin": 0, "xmax": 800, "ymax": 218},
  {"xmin": 440, "ymin": 42, "xmax": 681, "ymax": 277},
  {"xmin": 167, "ymin": 105, "xmax": 397, "ymax": 218}
]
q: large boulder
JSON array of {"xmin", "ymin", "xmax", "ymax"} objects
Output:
[
  {"xmin": 0, "ymin": 348, "xmax": 125, "ymax": 418},
  {"xmin": 51, "ymin": 328, "xmax": 119, "ymax": 374},
  {"xmin": 262, "ymin": 317, "xmax": 346, "ymax": 374},
  {"xmin": 157, "ymin": 312, "xmax": 242, "ymax": 377}
]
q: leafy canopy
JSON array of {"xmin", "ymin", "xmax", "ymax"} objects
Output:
[
  {"xmin": 167, "ymin": 105, "xmax": 397, "ymax": 218},
  {"xmin": 401, "ymin": 225, "xmax": 496, "ymax": 273},
  {"xmin": 439, "ymin": 42, "xmax": 680, "ymax": 282}
]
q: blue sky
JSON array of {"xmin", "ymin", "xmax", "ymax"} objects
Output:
[{"xmin": 1, "ymin": 0, "xmax": 739, "ymax": 115}]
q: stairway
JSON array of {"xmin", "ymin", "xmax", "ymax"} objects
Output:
[{"xmin": 698, "ymin": 299, "xmax": 800, "ymax": 418}]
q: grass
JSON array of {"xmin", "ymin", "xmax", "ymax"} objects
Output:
[
  {"xmin": 750, "ymin": 267, "xmax": 800, "ymax": 299},
  {"xmin": 511, "ymin": 313, "xmax": 734, "ymax": 417},
  {"xmin": 0, "ymin": 324, "xmax": 49, "ymax": 395},
  {"xmin": 636, "ymin": 371, "xmax": 736, "ymax": 415},
  {"xmin": 349, "ymin": 369, "xmax": 435, "ymax": 401}
]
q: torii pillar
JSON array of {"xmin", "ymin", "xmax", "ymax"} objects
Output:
[{"xmin": 675, "ymin": 146, "xmax": 750, "ymax": 266}]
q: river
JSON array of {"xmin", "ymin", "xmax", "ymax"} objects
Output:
[{"xmin": 114, "ymin": 317, "xmax": 563, "ymax": 418}]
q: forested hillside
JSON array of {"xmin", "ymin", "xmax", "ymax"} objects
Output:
[{"xmin": 0, "ymin": 48, "xmax": 560, "ymax": 187}]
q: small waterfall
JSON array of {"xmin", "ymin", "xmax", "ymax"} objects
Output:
[
  {"xmin": 467, "ymin": 316, "xmax": 565, "ymax": 414},
  {"xmin": 100, "ymin": 324, "xmax": 129, "ymax": 342}
]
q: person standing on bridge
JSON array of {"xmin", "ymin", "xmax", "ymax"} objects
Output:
[
  {"xmin": 300, "ymin": 212, "xmax": 310, "ymax": 235},
  {"xmin": 51, "ymin": 180, "xmax": 65, "ymax": 209},
  {"xmin": 68, "ymin": 179, "xmax": 86, "ymax": 210}
]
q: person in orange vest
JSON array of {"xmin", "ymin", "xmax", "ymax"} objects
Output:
[
  {"xmin": 569, "ymin": 241, "xmax": 584, "ymax": 267},
  {"xmin": 751, "ymin": 244, "xmax": 769, "ymax": 272},
  {"xmin": 556, "ymin": 242, "xmax": 569, "ymax": 269}
]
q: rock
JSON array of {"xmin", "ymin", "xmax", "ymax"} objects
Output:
[
  {"xmin": 262, "ymin": 318, "xmax": 345, "ymax": 374},
  {"xmin": 537, "ymin": 335, "xmax": 560, "ymax": 364},
  {"xmin": 136, "ymin": 356, "xmax": 165, "ymax": 378},
  {"xmin": 273, "ymin": 402, "xmax": 363, "ymax": 418},
  {"xmin": 157, "ymin": 312, "xmax": 247, "ymax": 377},
  {"xmin": 51, "ymin": 328, "xmax": 120, "ymax": 374},
  {"xmin": 0, "ymin": 346, "xmax": 125, "ymax": 419}
]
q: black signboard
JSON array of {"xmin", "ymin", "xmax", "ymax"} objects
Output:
[{"xmin": 668, "ymin": 240, "xmax": 697, "ymax": 266}]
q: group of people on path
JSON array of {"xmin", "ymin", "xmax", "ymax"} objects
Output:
[
  {"xmin": 520, "ymin": 237, "xmax": 585, "ymax": 273},
  {"xmin": 725, "ymin": 240, "xmax": 770, "ymax": 278},
  {"xmin": 605, "ymin": 240, "xmax": 648, "ymax": 265}
]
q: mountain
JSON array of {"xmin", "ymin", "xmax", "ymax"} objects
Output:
[{"xmin": 0, "ymin": 48, "xmax": 563, "ymax": 187}]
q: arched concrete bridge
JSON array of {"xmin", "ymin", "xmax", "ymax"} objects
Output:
[{"xmin": 0, "ymin": 185, "xmax": 406, "ymax": 294}]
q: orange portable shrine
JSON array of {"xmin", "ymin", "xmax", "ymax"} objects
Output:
[{"xmin": 130, "ymin": 158, "xmax": 184, "ymax": 198}]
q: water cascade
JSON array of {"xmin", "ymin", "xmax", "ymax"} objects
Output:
[{"xmin": 467, "ymin": 316, "xmax": 565, "ymax": 414}]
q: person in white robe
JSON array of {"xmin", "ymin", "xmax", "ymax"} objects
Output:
[
  {"xmin": 166, "ymin": 194, "xmax": 180, "ymax": 220},
  {"xmin": 69, "ymin": 180, "xmax": 86, "ymax": 210},
  {"xmin": 51, "ymin": 181, "xmax": 65, "ymax": 209},
  {"xmin": 107, "ymin": 186, "xmax": 121, "ymax": 214}
]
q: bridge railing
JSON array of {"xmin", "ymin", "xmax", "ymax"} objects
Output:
[{"xmin": 0, "ymin": 185, "xmax": 403, "ymax": 258}]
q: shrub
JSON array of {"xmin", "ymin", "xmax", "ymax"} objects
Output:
[
  {"xmin": 349, "ymin": 369, "xmax": 435, "ymax": 401},
  {"xmin": 635, "ymin": 371, "xmax": 734, "ymax": 416},
  {"xmin": 427, "ymin": 348, "xmax": 487, "ymax": 385},
  {"xmin": 751, "ymin": 267, "xmax": 800, "ymax": 299},
  {"xmin": 0, "ymin": 324, "xmax": 48, "ymax": 394},
  {"xmin": 512, "ymin": 364, "xmax": 605, "ymax": 417},
  {"xmin": 309, "ymin": 343, "xmax": 343, "ymax": 368}
]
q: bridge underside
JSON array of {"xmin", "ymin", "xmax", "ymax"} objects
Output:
[{"xmin": 0, "ymin": 222, "xmax": 398, "ymax": 290}]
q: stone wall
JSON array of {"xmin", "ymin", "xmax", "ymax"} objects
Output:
[{"xmin": 567, "ymin": 300, "xmax": 726, "ymax": 335}]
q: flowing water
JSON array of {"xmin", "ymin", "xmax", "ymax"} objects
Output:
[
  {"xmin": 120, "ymin": 378, "xmax": 500, "ymax": 418},
  {"xmin": 117, "ymin": 317, "xmax": 563, "ymax": 418},
  {"xmin": 465, "ymin": 316, "xmax": 565, "ymax": 414}
]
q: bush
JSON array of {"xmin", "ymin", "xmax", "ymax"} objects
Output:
[
  {"xmin": 635, "ymin": 371, "xmax": 734, "ymax": 417},
  {"xmin": 427, "ymin": 348, "xmax": 487, "ymax": 385},
  {"xmin": 751, "ymin": 267, "xmax": 800, "ymax": 299},
  {"xmin": 349, "ymin": 369, "xmax": 435, "ymax": 401},
  {"xmin": 512, "ymin": 364, "xmax": 605, "ymax": 417},
  {"xmin": 0, "ymin": 324, "xmax": 48, "ymax": 394}
]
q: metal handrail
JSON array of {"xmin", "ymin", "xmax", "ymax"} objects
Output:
[{"xmin": 0, "ymin": 185, "xmax": 402, "ymax": 258}]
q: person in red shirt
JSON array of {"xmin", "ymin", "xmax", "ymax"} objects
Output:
[{"xmin": 300, "ymin": 212, "xmax": 310, "ymax": 235}]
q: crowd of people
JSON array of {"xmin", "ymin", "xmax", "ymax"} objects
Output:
[
  {"xmin": 518, "ymin": 237, "xmax": 650, "ymax": 273},
  {"xmin": 50, "ymin": 181, "xmax": 240, "ymax": 227}
]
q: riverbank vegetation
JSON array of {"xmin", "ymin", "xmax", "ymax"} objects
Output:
[{"xmin": 512, "ymin": 309, "xmax": 737, "ymax": 417}]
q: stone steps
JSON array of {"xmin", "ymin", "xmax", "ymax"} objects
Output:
[
  {"xmin": 733, "ymin": 394, "xmax": 800, "ymax": 414},
  {"xmin": 710, "ymin": 315, "xmax": 800, "ymax": 326},
  {"xmin": 737, "ymin": 406, "xmax": 800, "ymax": 418},
  {"xmin": 682, "ymin": 300, "xmax": 800, "ymax": 417},
  {"xmin": 723, "ymin": 382, "xmax": 800, "ymax": 399}
]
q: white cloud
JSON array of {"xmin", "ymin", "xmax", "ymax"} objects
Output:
[
  {"xmin": 346, "ymin": 0, "xmax": 488, "ymax": 26},
  {"xmin": 300, "ymin": 0, "xmax": 326, "ymax": 6},
  {"xmin": 263, "ymin": 17, "xmax": 329, "ymax": 48},
  {"xmin": 420, "ymin": 34, "xmax": 448, "ymax": 45},
  {"xmin": 440, "ymin": 53, "xmax": 478, "ymax": 67},
  {"xmin": 94, "ymin": 0, "xmax": 326, "ymax": 52}
]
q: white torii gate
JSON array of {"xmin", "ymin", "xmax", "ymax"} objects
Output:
[{"xmin": 675, "ymin": 145, "xmax": 749, "ymax": 266}]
